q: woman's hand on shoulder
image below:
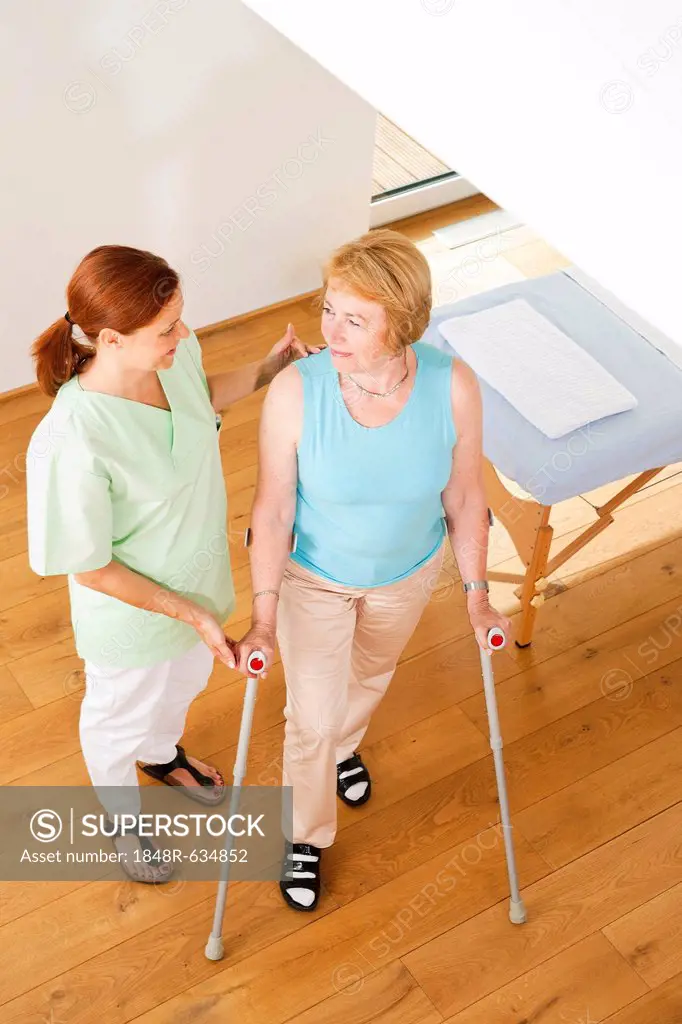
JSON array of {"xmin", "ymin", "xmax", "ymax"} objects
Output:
[{"xmin": 265, "ymin": 323, "xmax": 323, "ymax": 375}]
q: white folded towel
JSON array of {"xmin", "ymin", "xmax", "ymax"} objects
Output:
[{"xmin": 437, "ymin": 298, "xmax": 638, "ymax": 439}]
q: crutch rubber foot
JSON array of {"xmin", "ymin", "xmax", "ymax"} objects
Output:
[
  {"xmin": 509, "ymin": 899, "xmax": 527, "ymax": 925},
  {"xmin": 205, "ymin": 935, "xmax": 224, "ymax": 960}
]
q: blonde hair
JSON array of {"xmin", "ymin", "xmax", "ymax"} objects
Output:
[{"xmin": 320, "ymin": 228, "xmax": 432, "ymax": 354}]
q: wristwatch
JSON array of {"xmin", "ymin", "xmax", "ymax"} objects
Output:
[{"xmin": 462, "ymin": 579, "xmax": 489, "ymax": 594}]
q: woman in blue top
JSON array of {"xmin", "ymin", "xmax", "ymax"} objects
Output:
[{"xmin": 236, "ymin": 229, "xmax": 510, "ymax": 910}]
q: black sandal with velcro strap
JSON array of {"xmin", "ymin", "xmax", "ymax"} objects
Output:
[
  {"xmin": 279, "ymin": 842, "xmax": 322, "ymax": 912},
  {"xmin": 109, "ymin": 819, "xmax": 175, "ymax": 885},
  {"xmin": 336, "ymin": 752, "xmax": 372, "ymax": 807},
  {"xmin": 138, "ymin": 744, "xmax": 226, "ymax": 805}
]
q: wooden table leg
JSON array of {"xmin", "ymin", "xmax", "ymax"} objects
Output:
[
  {"xmin": 515, "ymin": 509, "xmax": 553, "ymax": 647},
  {"xmin": 483, "ymin": 462, "xmax": 665, "ymax": 647},
  {"xmin": 483, "ymin": 459, "xmax": 553, "ymax": 647}
]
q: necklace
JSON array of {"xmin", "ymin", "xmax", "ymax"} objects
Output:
[{"xmin": 345, "ymin": 355, "xmax": 409, "ymax": 398}]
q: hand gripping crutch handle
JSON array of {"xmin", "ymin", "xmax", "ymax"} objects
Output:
[
  {"xmin": 204, "ymin": 649, "xmax": 267, "ymax": 961},
  {"xmin": 487, "ymin": 626, "xmax": 506, "ymax": 651},
  {"xmin": 479, "ymin": 627, "xmax": 527, "ymax": 925},
  {"xmin": 246, "ymin": 650, "xmax": 266, "ymax": 675},
  {"xmin": 232, "ymin": 650, "xmax": 267, "ymax": 784}
]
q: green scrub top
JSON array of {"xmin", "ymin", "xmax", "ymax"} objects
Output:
[{"xmin": 26, "ymin": 330, "xmax": 235, "ymax": 670}]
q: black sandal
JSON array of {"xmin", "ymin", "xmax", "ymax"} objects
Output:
[
  {"xmin": 336, "ymin": 752, "xmax": 372, "ymax": 807},
  {"xmin": 138, "ymin": 744, "xmax": 226, "ymax": 805},
  {"xmin": 109, "ymin": 819, "xmax": 175, "ymax": 886},
  {"xmin": 280, "ymin": 842, "xmax": 322, "ymax": 912}
]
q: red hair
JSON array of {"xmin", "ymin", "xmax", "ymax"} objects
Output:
[
  {"xmin": 320, "ymin": 228, "xmax": 432, "ymax": 354},
  {"xmin": 31, "ymin": 245, "xmax": 180, "ymax": 396}
]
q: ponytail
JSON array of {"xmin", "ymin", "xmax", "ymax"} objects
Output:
[
  {"xmin": 30, "ymin": 245, "xmax": 181, "ymax": 398},
  {"xmin": 31, "ymin": 317, "xmax": 95, "ymax": 397}
]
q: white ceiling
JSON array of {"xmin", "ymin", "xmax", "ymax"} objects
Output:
[{"xmin": 242, "ymin": 0, "xmax": 682, "ymax": 348}]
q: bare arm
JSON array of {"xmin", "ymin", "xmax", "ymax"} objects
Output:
[
  {"xmin": 74, "ymin": 561, "xmax": 236, "ymax": 667},
  {"xmin": 233, "ymin": 364, "xmax": 302, "ymax": 673},
  {"xmin": 207, "ymin": 324, "xmax": 321, "ymax": 414},
  {"xmin": 207, "ymin": 359, "xmax": 278, "ymax": 414},
  {"xmin": 441, "ymin": 359, "xmax": 489, "ymax": 599},
  {"xmin": 441, "ymin": 360, "xmax": 511, "ymax": 647}
]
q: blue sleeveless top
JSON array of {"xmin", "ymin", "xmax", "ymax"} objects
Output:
[{"xmin": 291, "ymin": 341, "xmax": 457, "ymax": 587}]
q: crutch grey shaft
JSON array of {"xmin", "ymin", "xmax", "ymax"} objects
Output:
[
  {"xmin": 205, "ymin": 649, "xmax": 265, "ymax": 961},
  {"xmin": 480, "ymin": 626, "xmax": 526, "ymax": 924}
]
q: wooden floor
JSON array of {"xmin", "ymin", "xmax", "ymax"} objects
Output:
[
  {"xmin": 2, "ymin": 196, "xmax": 682, "ymax": 1022},
  {"xmin": 372, "ymin": 114, "xmax": 452, "ymax": 196}
]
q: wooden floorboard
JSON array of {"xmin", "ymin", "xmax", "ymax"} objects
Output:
[
  {"xmin": 372, "ymin": 114, "xmax": 451, "ymax": 195},
  {"xmin": 441, "ymin": 932, "xmax": 648, "ymax": 1023},
  {"xmin": 402, "ymin": 803, "xmax": 682, "ymax": 1017},
  {"xmin": 1, "ymin": 200, "xmax": 681, "ymax": 1022},
  {"xmin": 604, "ymin": 881, "xmax": 682, "ymax": 990},
  {"xmin": 597, "ymin": 971, "xmax": 682, "ymax": 1024}
]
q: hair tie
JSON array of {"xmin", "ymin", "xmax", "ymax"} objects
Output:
[{"xmin": 64, "ymin": 311, "xmax": 73, "ymax": 324}]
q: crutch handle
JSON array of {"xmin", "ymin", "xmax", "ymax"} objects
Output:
[
  {"xmin": 487, "ymin": 627, "xmax": 506, "ymax": 651},
  {"xmin": 246, "ymin": 649, "xmax": 267, "ymax": 676}
]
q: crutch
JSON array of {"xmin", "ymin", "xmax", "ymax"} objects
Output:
[
  {"xmin": 205, "ymin": 648, "xmax": 266, "ymax": 961},
  {"xmin": 480, "ymin": 626, "xmax": 527, "ymax": 925}
]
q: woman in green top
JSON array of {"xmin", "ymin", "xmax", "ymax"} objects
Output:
[{"xmin": 26, "ymin": 244, "xmax": 317, "ymax": 884}]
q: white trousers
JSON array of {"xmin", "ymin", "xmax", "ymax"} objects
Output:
[{"xmin": 79, "ymin": 641, "xmax": 214, "ymax": 817}]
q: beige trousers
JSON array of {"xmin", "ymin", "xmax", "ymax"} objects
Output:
[{"xmin": 276, "ymin": 542, "xmax": 445, "ymax": 848}]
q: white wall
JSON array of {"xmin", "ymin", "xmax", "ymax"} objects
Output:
[
  {"xmin": 0, "ymin": 0, "xmax": 376, "ymax": 393},
  {"xmin": 243, "ymin": 0, "xmax": 682, "ymax": 358}
]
